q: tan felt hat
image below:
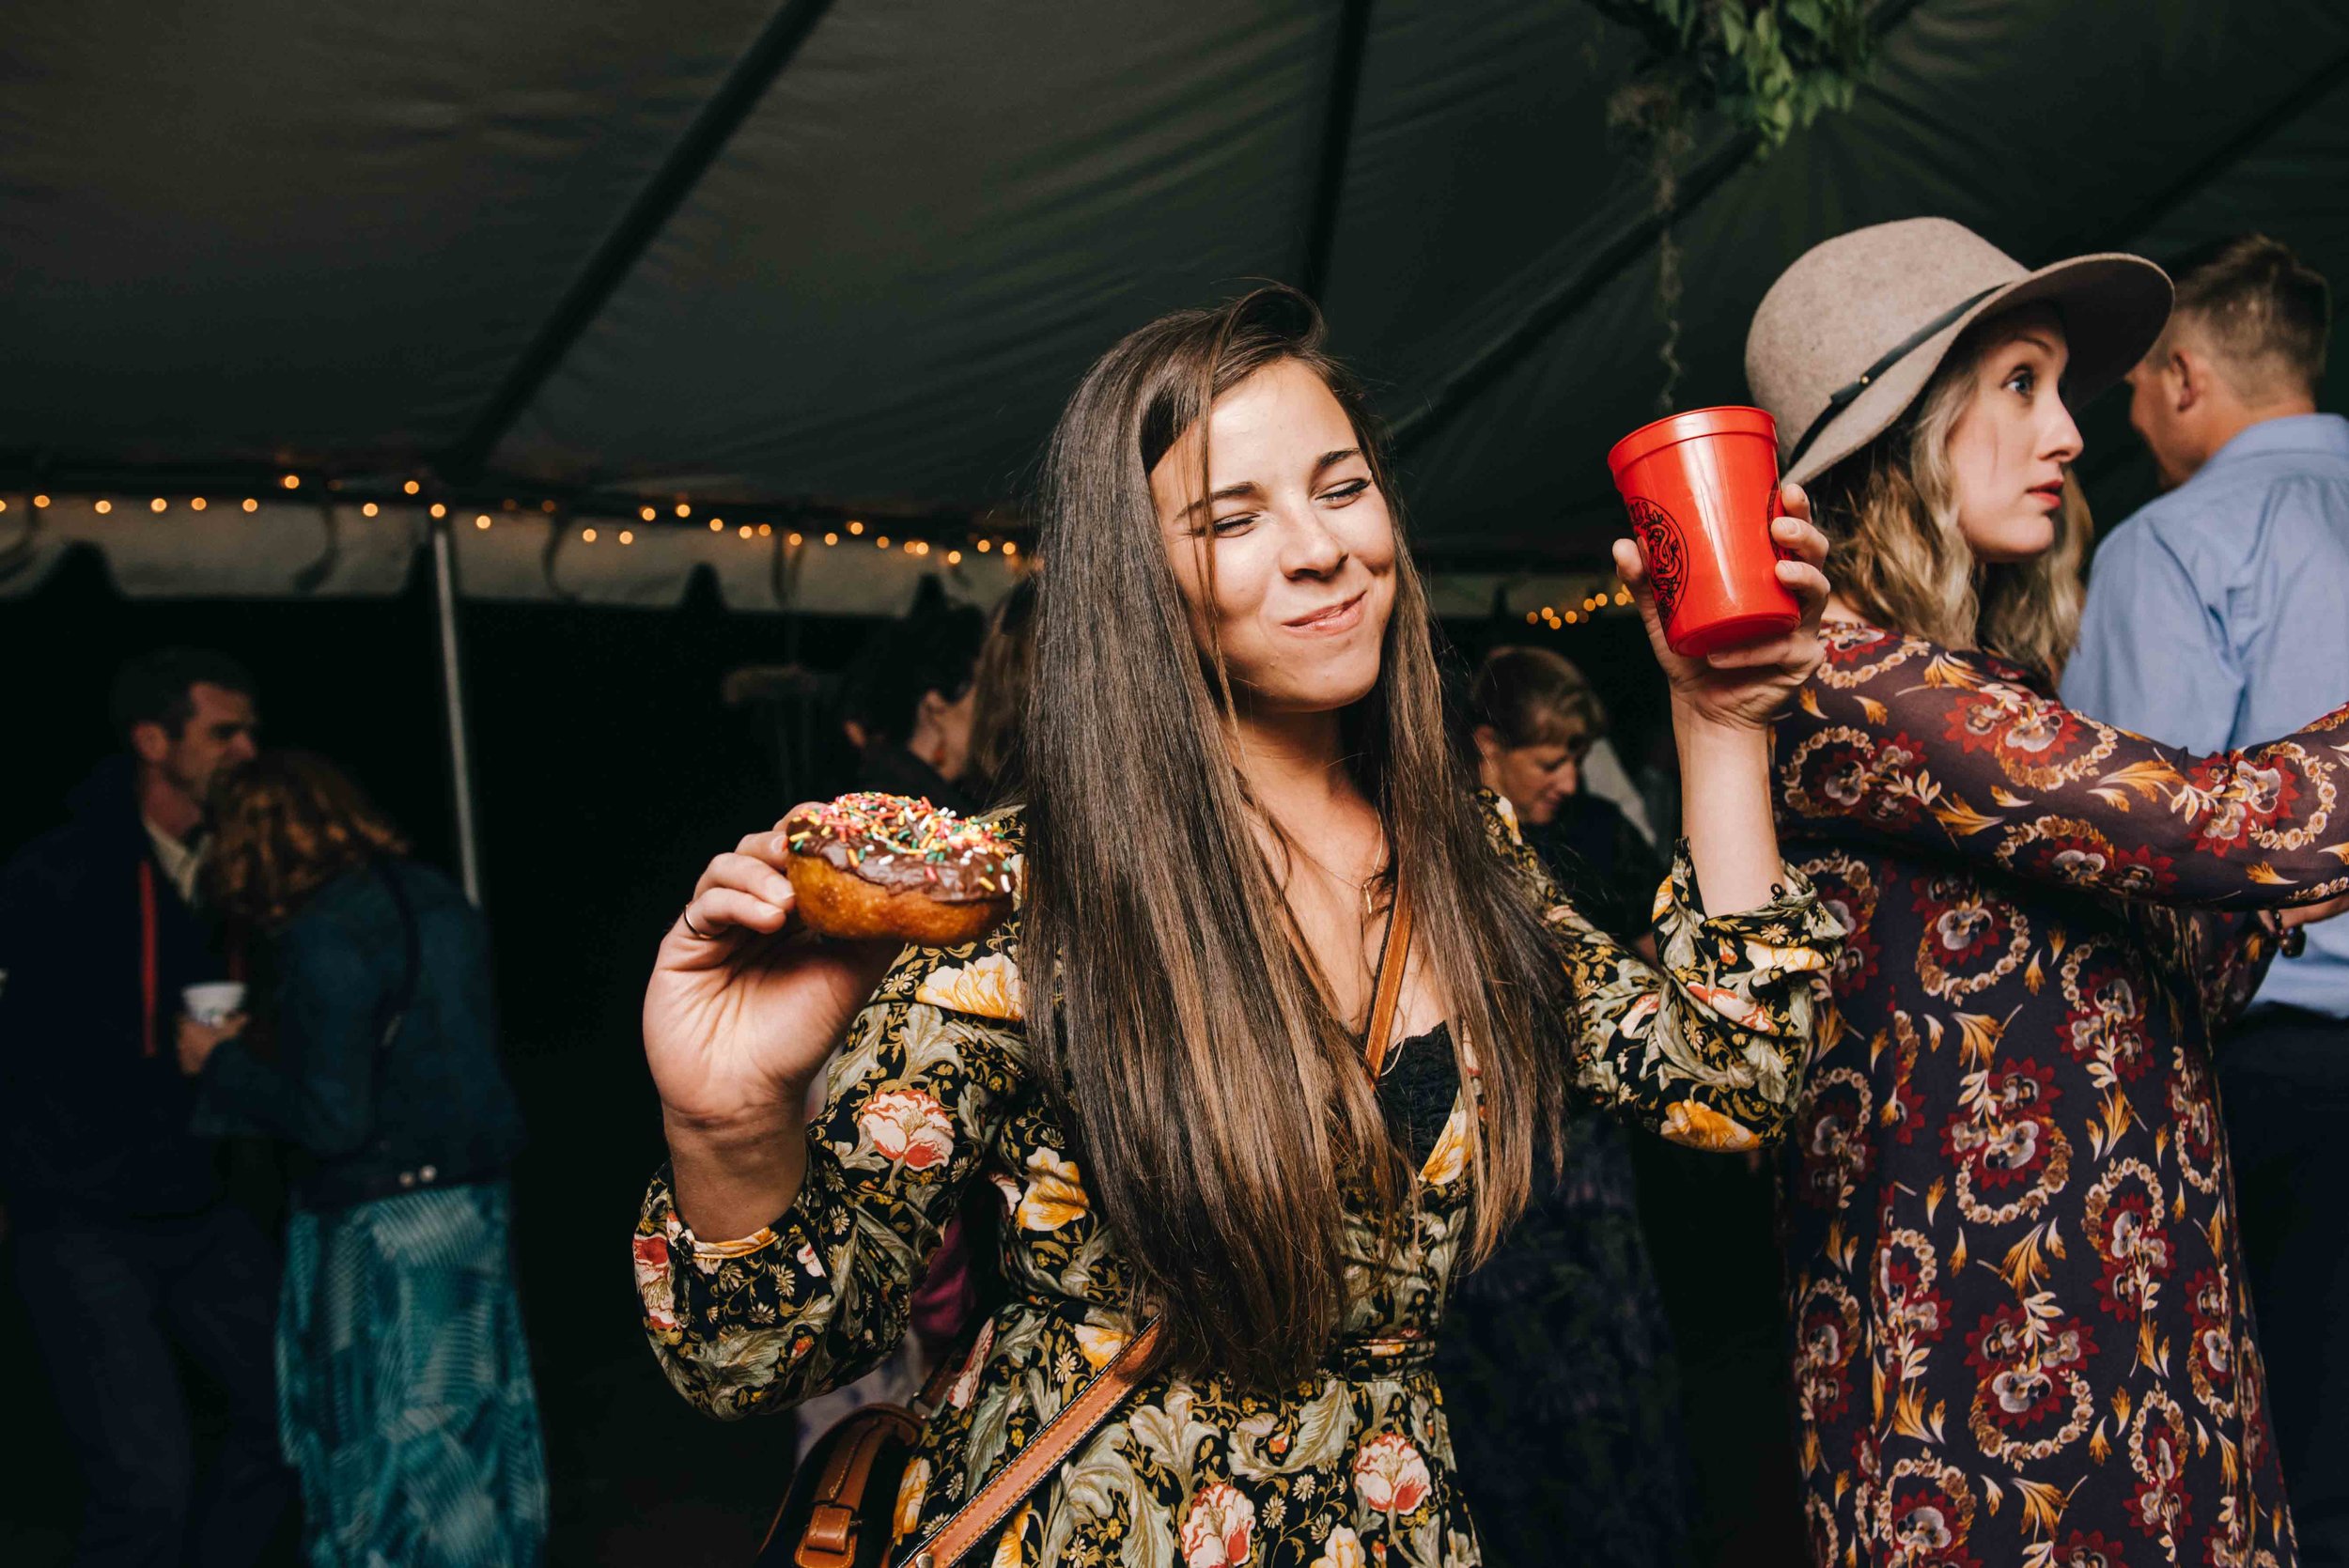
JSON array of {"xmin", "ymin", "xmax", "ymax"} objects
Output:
[{"xmin": 1746, "ymin": 217, "xmax": 2172, "ymax": 485}]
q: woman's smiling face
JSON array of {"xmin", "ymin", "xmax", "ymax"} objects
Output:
[{"xmin": 1150, "ymin": 357, "xmax": 1397, "ymax": 715}]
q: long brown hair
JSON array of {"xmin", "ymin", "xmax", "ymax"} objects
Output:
[
  {"xmin": 1022, "ymin": 287, "xmax": 1575, "ymax": 1388},
  {"xmin": 1807, "ymin": 317, "xmax": 2093, "ymax": 680},
  {"xmin": 206, "ymin": 751, "xmax": 409, "ymax": 928}
]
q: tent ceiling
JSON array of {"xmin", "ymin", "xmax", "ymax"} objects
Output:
[{"xmin": 6, "ymin": 0, "xmax": 2347, "ymax": 569}]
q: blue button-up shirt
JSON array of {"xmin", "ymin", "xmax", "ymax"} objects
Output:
[{"xmin": 2063, "ymin": 412, "xmax": 2349, "ymax": 1017}]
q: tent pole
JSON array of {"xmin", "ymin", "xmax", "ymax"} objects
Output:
[{"xmin": 429, "ymin": 513, "xmax": 486, "ymax": 906}]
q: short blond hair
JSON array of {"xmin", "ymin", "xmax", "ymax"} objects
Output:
[
  {"xmin": 1471, "ymin": 645, "xmax": 1607, "ymax": 752},
  {"xmin": 2164, "ymin": 233, "xmax": 2330, "ymax": 405}
]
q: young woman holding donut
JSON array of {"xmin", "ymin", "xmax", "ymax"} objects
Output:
[{"xmin": 634, "ymin": 287, "xmax": 1844, "ymax": 1566}]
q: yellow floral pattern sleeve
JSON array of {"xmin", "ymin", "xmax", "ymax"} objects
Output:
[
  {"xmin": 1481, "ymin": 793, "xmax": 1844, "ymax": 1152},
  {"xmin": 633, "ymin": 931, "xmax": 1033, "ymax": 1421}
]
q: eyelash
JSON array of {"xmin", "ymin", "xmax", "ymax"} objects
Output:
[
  {"xmin": 1206, "ymin": 478, "xmax": 1372, "ymax": 535},
  {"xmin": 2006, "ymin": 366, "xmax": 2036, "ymax": 397}
]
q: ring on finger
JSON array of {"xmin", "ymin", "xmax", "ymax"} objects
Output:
[{"xmin": 680, "ymin": 906, "xmax": 720, "ymax": 941}]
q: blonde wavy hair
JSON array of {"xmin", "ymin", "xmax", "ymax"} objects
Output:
[
  {"xmin": 205, "ymin": 751, "xmax": 410, "ymax": 928},
  {"xmin": 1806, "ymin": 323, "xmax": 2093, "ymax": 682}
]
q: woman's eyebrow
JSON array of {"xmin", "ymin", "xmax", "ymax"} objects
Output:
[
  {"xmin": 1312, "ymin": 446, "xmax": 1361, "ymax": 476},
  {"xmin": 1179, "ymin": 481, "xmax": 1263, "ymax": 521}
]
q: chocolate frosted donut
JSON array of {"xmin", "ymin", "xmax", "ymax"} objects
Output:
[{"xmin": 782, "ymin": 792, "xmax": 1018, "ymax": 946}]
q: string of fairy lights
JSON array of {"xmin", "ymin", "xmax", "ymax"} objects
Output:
[
  {"xmin": 1, "ymin": 472, "xmax": 1026, "ymax": 567},
  {"xmin": 6, "ymin": 475, "xmax": 1638, "ymax": 633},
  {"xmin": 1524, "ymin": 584, "xmax": 1637, "ymax": 630}
]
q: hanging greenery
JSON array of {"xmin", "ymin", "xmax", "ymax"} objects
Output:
[{"xmin": 1589, "ymin": 0, "xmax": 1875, "ymax": 151}]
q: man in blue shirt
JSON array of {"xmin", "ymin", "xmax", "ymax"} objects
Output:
[{"xmin": 2064, "ymin": 235, "xmax": 2349, "ymax": 1562}]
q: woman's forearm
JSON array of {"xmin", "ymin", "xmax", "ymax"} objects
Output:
[
  {"xmin": 1674, "ymin": 702, "xmax": 1785, "ymax": 915},
  {"xmin": 664, "ymin": 1106, "xmax": 809, "ymax": 1242}
]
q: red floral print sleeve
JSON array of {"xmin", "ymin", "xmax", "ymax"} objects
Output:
[{"xmin": 1780, "ymin": 626, "xmax": 2349, "ymax": 914}]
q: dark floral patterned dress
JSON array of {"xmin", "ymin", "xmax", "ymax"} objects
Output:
[
  {"xmin": 635, "ymin": 799, "xmax": 1843, "ymax": 1567},
  {"xmin": 1772, "ymin": 624, "xmax": 2349, "ymax": 1568}
]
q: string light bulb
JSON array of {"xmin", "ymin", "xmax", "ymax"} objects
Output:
[
  {"xmin": 788, "ymin": 532, "xmax": 803, "ymax": 547},
  {"xmin": 711, "ymin": 517, "xmax": 724, "ymax": 530},
  {"xmin": 150, "ymin": 498, "xmax": 166, "ymax": 513},
  {"xmin": 475, "ymin": 516, "xmax": 490, "ymax": 530},
  {"xmin": 1564, "ymin": 610, "xmax": 1579, "ymax": 624},
  {"xmin": 403, "ymin": 479, "xmax": 421, "ymax": 495},
  {"xmin": 362, "ymin": 503, "xmax": 379, "ymax": 518},
  {"xmin": 875, "ymin": 535, "xmax": 889, "ymax": 549},
  {"xmin": 582, "ymin": 527, "xmax": 598, "ymax": 542},
  {"xmin": 758, "ymin": 523, "xmax": 772, "ymax": 537},
  {"xmin": 619, "ymin": 530, "xmax": 634, "ymax": 545},
  {"xmin": 708, "ymin": 518, "xmax": 722, "ymax": 532},
  {"xmin": 280, "ymin": 474, "xmax": 299, "ymax": 489},
  {"xmin": 675, "ymin": 503, "xmax": 691, "ymax": 519},
  {"xmin": 823, "ymin": 532, "xmax": 838, "ymax": 546},
  {"xmin": 429, "ymin": 503, "xmax": 446, "ymax": 519},
  {"xmin": 975, "ymin": 538, "xmax": 990, "ymax": 552},
  {"xmin": 739, "ymin": 524, "xmax": 753, "ymax": 539},
  {"xmin": 1525, "ymin": 611, "xmax": 1539, "ymax": 624},
  {"xmin": 541, "ymin": 500, "xmax": 557, "ymax": 515},
  {"xmin": 641, "ymin": 505, "xmax": 657, "ymax": 522},
  {"xmin": 95, "ymin": 499, "xmax": 113, "ymax": 515},
  {"xmin": 190, "ymin": 497, "xmax": 207, "ymax": 512},
  {"xmin": 243, "ymin": 498, "xmax": 259, "ymax": 512},
  {"xmin": 847, "ymin": 520, "xmax": 863, "ymax": 536},
  {"xmin": 947, "ymin": 549, "xmax": 962, "ymax": 565},
  {"xmin": 1002, "ymin": 540, "xmax": 1018, "ymax": 558},
  {"xmin": 33, "ymin": 493, "xmax": 51, "ymax": 508}
]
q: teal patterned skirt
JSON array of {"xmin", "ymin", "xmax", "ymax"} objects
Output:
[{"xmin": 278, "ymin": 1182, "xmax": 549, "ymax": 1568}]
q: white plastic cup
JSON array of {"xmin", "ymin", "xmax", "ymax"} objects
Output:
[{"xmin": 181, "ymin": 982, "xmax": 247, "ymax": 1026}]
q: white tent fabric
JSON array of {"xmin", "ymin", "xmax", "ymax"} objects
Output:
[{"xmin": 0, "ymin": 497, "xmax": 1619, "ymax": 621}]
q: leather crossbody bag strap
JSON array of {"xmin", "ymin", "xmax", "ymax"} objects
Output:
[
  {"xmin": 896, "ymin": 1320, "xmax": 1163, "ymax": 1567},
  {"xmin": 1361, "ymin": 884, "xmax": 1416, "ymax": 1081}
]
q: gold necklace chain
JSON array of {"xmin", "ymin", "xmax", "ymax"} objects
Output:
[{"xmin": 1275, "ymin": 822, "xmax": 1388, "ymax": 920}]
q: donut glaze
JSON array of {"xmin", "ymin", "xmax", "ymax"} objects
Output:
[{"xmin": 782, "ymin": 792, "xmax": 1017, "ymax": 945}]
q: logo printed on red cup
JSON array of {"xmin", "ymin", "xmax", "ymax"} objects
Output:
[{"xmin": 1607, "ymin": 406, "xmax": 1799, "ymax": 658}]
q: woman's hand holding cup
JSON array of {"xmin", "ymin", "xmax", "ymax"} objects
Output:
[{"xmin": 1615, "ymin": 481, "xmax": 1830, "ymax": 734}]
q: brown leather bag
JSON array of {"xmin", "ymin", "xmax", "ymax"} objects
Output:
[{"xmin": 758, "ymin": 889, "xmax": 1414, "ymax": 1568}]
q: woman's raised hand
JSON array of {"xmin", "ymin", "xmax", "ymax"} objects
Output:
[
  {"xmin": 644, "ymin": 815, "xmax": 900, "ymax": 1146},
  {"xmin": 1613, "ymin": 480, "xmax": 1831, "ymax": 732}
]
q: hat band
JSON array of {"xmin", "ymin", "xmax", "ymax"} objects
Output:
[{"xmin": 1783, "ymin": 285, "xmax": 2002, "ymax": 474}]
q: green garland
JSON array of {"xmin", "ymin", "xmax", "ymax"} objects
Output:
[{"xmin": 1589, "ymin": 0, "xmax": 1875, "ymax": 150}]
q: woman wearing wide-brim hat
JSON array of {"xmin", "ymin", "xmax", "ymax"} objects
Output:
[{"xmin": 1749, "ymin": 217, "xmax": 2349, "ymax": 1565}]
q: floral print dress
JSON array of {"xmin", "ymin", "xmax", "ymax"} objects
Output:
[
  {"xmin": 1772, "ymin": 625, "xmax": 2349, "ymax": 1568},
  {"xmin": 635, "ymin": 799, "xmax": 1842, "ymax": 1567}
]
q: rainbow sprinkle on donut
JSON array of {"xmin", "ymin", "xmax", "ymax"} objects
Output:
[{"xmin": 783, "ymin": 792, "xmax": 1019, "ymax": 903}]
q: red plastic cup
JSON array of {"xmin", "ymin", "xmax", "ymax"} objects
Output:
[{"xmin": 1606, "ymin": 405, "xmax": 1799, "ymax": 658}]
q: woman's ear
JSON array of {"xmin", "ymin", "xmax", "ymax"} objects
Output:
[{"xmin": 1470, "ymin": 724, "xmax": 1502, "ymax": 767}]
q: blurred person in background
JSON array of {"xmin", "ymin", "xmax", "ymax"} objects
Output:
[
  {"xmin": 839, "ymin": 579, "xmax": 988, "ymax": 814},
  {"xmin": 1437, "ymin": 643, "xmax": 1690, "ymax": 1567},
  {"xmin": 963, "ymin": 576, "xmax": 1039, "ymax": 807},
  {"xmin": 1469, "ymin": 645, "xmax": 1667, "ymax": 942},
  {"xmin": 177, "ymin": 752, "xmax": 545, "ymax": 1568},
  {"xmin": 0, "ymin": 647, "xmax": 288, "ymax": 1568},
  {"xmin": 2063, "ymin": 234, "xmax": 2349, "ymax": 1560}
]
